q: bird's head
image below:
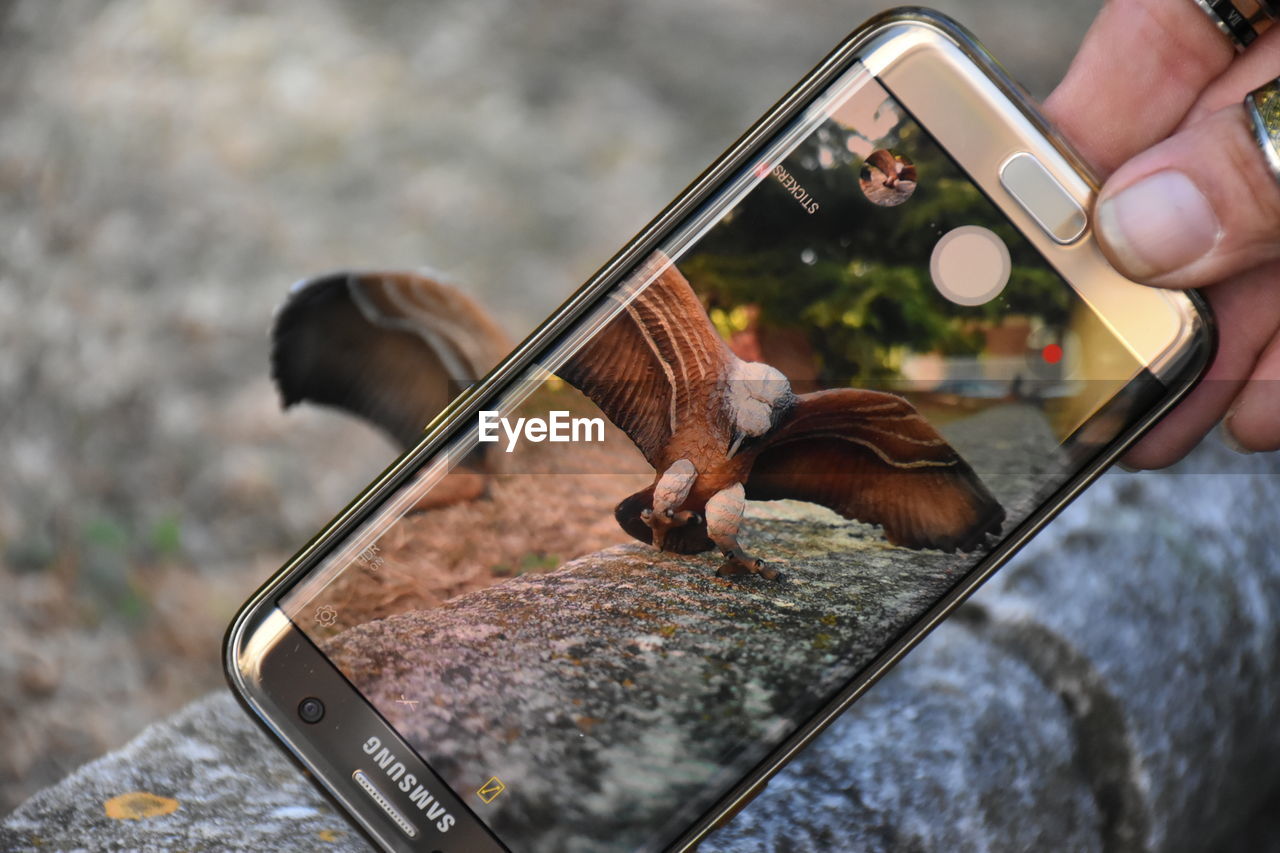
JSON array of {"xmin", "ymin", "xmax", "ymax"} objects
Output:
[{"xmin": 726, "ymin": 360, "xmax": 794, "ymax": 457}]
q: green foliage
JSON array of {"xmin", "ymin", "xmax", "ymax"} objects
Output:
[
  {"xmin": 683, "ymin": 114, "xmax": 1071, "ymax": 382},
  {"xmin": 148, "ymin": 515, "xmax": 183, "ymax": 560},
  {"xmin": 84, "ymin": 517, "xmax": 129, "ymax": 551},
  {"xmin": 493, "ymin": 551, "xmax": 561, "ymax": 577},
  {"xmin": 73, "ymin": 515, "xmax": 163, "ymax": 626}
]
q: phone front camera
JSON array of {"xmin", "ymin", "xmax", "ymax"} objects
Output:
[{"xmin": 298, "ymin": 697, "xmax": 325, "ymax": 724}]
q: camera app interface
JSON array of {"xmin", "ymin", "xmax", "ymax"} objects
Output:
[{"xmin": 280, "ymin": 64, "xmax": 1144, "ymax": 852}]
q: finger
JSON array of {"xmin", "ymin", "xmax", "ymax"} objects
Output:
[
  {"xmin": 1121, "ymin": 263, "xmax": 1280, "ymax": 468},
  {"xmin": 1224, "ymin": 327, "xmax": 1280, "ymax": 452},
  {"xmin": 1183, "ymin": 26, "xmax": 1280, "ymax": 125},
  {"xmin": 1092, "ymin": 104, "xmax": 1280, "ymax": 288},
  {"xmin": 1043, "ymin": 0, "xmax": 1235, "ymax": 174}
]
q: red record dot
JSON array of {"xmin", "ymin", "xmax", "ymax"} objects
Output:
[{"xmin": 1041, "ymin": 343, "xmax": 1064, "ymax": 365}]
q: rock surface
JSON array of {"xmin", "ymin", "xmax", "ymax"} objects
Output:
[
  {"xmin": 978, "ymin": 454, "xmax": 1280, "ymax": 852},
  {"xmin": 5, "ymin": 436, "xmax": 1280, "ymax": 852},
  {"xmin": 326, "ymin": 518, "xmax": 969, "ymax": 852},
  {"xmin": 0, "ymin": 692, "xmax": 363, "ymax": 853},
  {"xmin": 705, "ymin": 437, "xmax": 1280, "ymax": 853},
  {"xmin": 318, "ymin": 406, "xmax": 1056, "ymax": 852},
  {"xmin": 701, "ymin": 622, "xmax": 1104, "ymax": 853}
]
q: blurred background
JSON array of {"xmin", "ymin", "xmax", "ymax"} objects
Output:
[{"xmin": 0, "ymin": 0, "xmax": 1102, "ymax": 812}]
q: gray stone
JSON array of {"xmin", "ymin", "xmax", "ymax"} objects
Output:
[
  {"xmin": 324, "ymin": 519, "xmax": 972, "ymax": 853},
  {"xmin": 0, "ymin": 692, "xmax": 365, "ymax": 852},
  {"xmin": 699, "ymin": 622, "xmax": 1103, "ymax": 853},
  {"xmin": 5, "ymin": 438, "xmax": 1280, "ymax": 852},
  {"xmin": 705, "ymin": 437, "xmax": 1280, "ymax": 852},
  {"xmin": 973, "ymin": 439, "xmax": 1280, "ymax": 852},
  {"xmin": 1217, "ymin": 787, "xmax": 1280, "ymax": 853}
]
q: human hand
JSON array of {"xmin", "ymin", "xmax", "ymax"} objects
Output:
[{"xmin": 1043, "ymin": 0, "xmax": 1280, "ymax": 467}]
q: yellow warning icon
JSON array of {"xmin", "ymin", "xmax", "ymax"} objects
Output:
[{"xmin": 476, "ymin": 777, "xmax": 506, "ymax": 804}]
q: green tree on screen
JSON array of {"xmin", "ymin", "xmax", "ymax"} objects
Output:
[{"xmin": 683, "ymin": 120, "xmax": 1070, "ymax": 382}]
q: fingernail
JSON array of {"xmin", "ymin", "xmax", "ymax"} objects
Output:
[
  {"xmin": 1096, "ymin": 171, "xmax": 1221, "ymax": 280},
  {"xmin": 1220, "ymin": 410, "xmax": 1255, "ymax": 456}
]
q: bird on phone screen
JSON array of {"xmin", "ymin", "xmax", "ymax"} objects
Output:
[
  {"xmin": 270, "ymin": 258, "xmax": 1004, "ymax": 579},
  {"xmin": 554, "ymin": 254, "xmax": 1004, "ymax": 578},
  {"xmin": 860, "ymin": 149, "xmax": 918, "ymax": 207}
]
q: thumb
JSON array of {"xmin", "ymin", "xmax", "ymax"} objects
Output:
[{"xmin": 1093, "ymin": 100, "xmax": 1280, "ymax": 288}]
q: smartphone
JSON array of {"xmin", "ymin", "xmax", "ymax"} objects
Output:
[{"xmin": 225, "ymin": 9, "xmax": 1213, "ymax": 852}]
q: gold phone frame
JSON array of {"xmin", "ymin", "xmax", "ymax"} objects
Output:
[{"xmin": 225, "ymin": 9, "xmax": 1214, "ymax": 852}]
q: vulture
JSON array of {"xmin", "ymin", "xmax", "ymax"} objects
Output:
[
  {"xmin": 863, "ymin": 149, "xmax": 917, "ymax": 188},
  {"xmin": 555, "ymin": 254, "xmax": 1004, "ymax": 578},
  {"xmin": 860, "ymin": 150, "xmax": 918, "ymax": 206},
  {"xmin": 271, "ymin": 258, "xmax": 1004, "ymax": 579},
  {"xmin": 271, "ymin": 270, "xmax": 512, "ymax": 509}
]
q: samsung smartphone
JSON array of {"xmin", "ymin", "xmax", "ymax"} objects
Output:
[{"xmin": 226, "ymin": 9, "xmax": 1212, "ymax": 853}]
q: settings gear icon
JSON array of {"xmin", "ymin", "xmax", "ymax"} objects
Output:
[{"xmin": 313, "ymin": 604, "xmax": 338, "ymax": 628}]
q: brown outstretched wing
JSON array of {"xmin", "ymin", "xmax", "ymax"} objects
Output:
[
  {"xmin": 745, "ymin": 388, "xmax": 1005, "ymax": 551},
  {"xmin": 271, "ymin": 271, "xmax": 511, "ymax": 448},
  {"xmin": 555, "ymin": 256, "xmax": 735, "ymax": 468}
]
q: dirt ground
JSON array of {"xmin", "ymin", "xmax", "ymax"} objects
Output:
[
  {"xmin": 296, "ymin": 424, "xmax": 653, "ymax": 637},
  {"xmin": 0, "ymin": 0, "xmax": 1100, "ymax": 812}
]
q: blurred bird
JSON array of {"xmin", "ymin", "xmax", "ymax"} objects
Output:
[
  {"xmin": 271, "ymin": 260, "xmax": 1004, "ymax": 578},
  {"xmin": 271, "ymin": 270, "xmax": 511, "ymax": 509}
]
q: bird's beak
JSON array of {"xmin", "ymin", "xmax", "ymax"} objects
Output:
[{"xmin": 727, "ymin": 432, "xmax": 745, "ymax": 459}]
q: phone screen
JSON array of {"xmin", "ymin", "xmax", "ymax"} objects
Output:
[{"xmin": 278, "ymin": 63, "xmax": 1147, "ymax": 852}]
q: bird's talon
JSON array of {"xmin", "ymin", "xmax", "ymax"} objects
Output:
[{"xmin": 716, "ymin": 550, "xmax": 778, "ymax": 580}]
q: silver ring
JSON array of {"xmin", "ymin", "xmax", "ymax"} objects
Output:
[
  {"xmin": 1246, "ymin": 78, "xmax": 1280, "ymax": 185},
  {"xmin": 1192, "ymin": 0, "xmax": 1278, "ymax": 50}
]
